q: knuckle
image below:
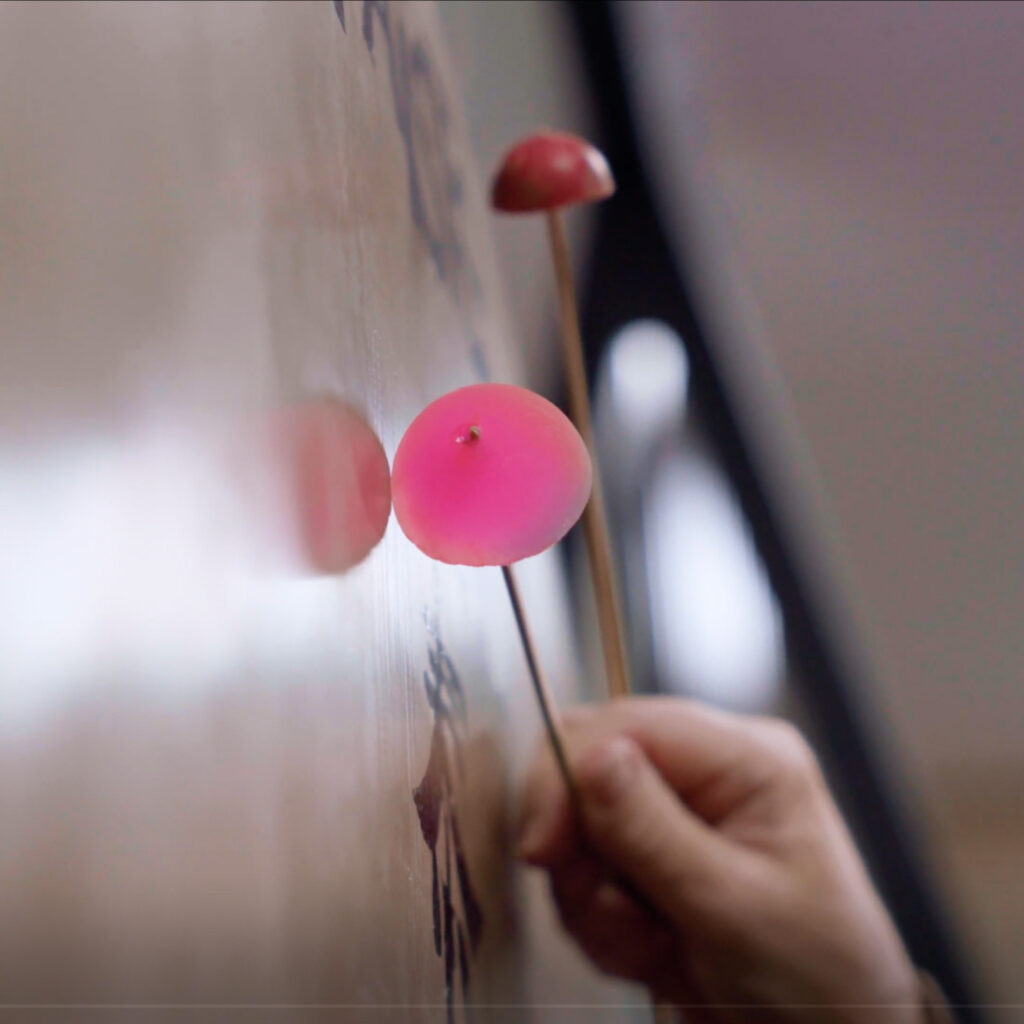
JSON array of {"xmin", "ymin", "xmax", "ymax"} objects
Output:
[{"xmin": 575, "ymin": 734, "xmax": 645, "ymax": 807}]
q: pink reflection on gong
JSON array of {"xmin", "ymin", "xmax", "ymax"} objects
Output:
[{"xmin": 265, "ymin": 398, "xmax": 391, "ymax": 575}]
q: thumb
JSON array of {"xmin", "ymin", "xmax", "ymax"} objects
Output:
[{"xmin": 573, "ymin": 733, "xmax": 741, "ymax": 931}]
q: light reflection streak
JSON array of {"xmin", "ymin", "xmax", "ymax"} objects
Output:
[
  {"xmin": 0, "ymin": 422, "xmax": 343, "ymax": 731},
  {"xmin": 644, "ymin": 452, "xmax": 783, "ymax": 710},
  {"xmin": 608, "ymin": 318, "xmax": 689, "ymax": 444}
]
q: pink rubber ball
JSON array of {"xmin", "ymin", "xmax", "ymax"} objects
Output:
[{"xmin": 392, "ymin": 383, "xmax": 592, "ymax": 566}]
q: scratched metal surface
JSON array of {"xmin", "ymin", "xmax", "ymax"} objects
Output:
[{"xmin": 0, "ymin": 1, "xmax": 637, "ymax": 1019}]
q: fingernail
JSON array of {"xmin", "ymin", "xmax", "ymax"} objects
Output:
[{"xmin": 580, "ymin": 735, "xmax": 641, "ymax": 807}]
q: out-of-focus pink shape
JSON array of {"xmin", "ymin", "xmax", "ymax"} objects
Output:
[
  {"xmin": 491, "ymin": 131, "xmax": 615, "ymax": 213},
  {"xmin": 392, "ymin": 383, "xmax": 592, "ymax": 566},
  {"xmin": 274, "ymin": 398, "xmax": 391, "ymax": 574}
]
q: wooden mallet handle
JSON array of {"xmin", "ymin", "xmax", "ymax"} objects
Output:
[{"xmin": 547, "ymin": 210, "xmax": 632, "ymax": 699}]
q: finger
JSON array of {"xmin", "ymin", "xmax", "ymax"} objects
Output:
[
  {"xmin": 517, "ymin": 731, "xmax": 583, "ymax": 867},
  {"xmin": 572, "ymin": 732, "xmax": 750, "ymax": 934},
  {"xmin": 564, "ymin": 697, "xmax": 818, "ymax": 824},
  {"xmin": 516, "ymin": 705, "xmax": 605, "ymax": 866},
  {"xmin": 518, "ymin": 697, "xmax": 805, "ymax": 864},
  {"xmin": 550, "ymin": 855, "xmax": 679, "ymax": 988}
]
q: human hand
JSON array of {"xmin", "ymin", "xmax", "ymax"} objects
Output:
[{"xmin": 517, "ymin": 698, "xmax": 924, "ymax": 1022}]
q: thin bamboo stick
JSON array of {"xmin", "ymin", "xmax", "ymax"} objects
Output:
[
  {"xmin": 502, "ymin": 564, "xmax": 579, "ymax": 809},
  {"xmin": 546, "ymin": 210, "xmax": 632, "ymax": 699}
]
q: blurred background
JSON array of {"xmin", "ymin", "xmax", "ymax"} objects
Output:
[
  {"xmin": 1, "ymin": 0, "xmax": 1020, "ymax": 1017},
  {"xmin": 446, "ymin": 0, "xmax": 1024, "ymax": 1017}
]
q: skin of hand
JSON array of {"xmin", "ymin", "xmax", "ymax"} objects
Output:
[{"xmin": 517, "ymin": 697, "xmax": 923, "ymax": 1022}]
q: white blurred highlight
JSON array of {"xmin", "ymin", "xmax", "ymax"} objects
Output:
[
  {"xmin": 0, "ymin": 423, "xmax": 338, "ymax": 731},
  {"xmin": 608, "ymin": 318, "xmax": 689, "ymax": 443},
  {"xmin": 645, "ymin": 453, "xmax": 782, "ymax": 710}
]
